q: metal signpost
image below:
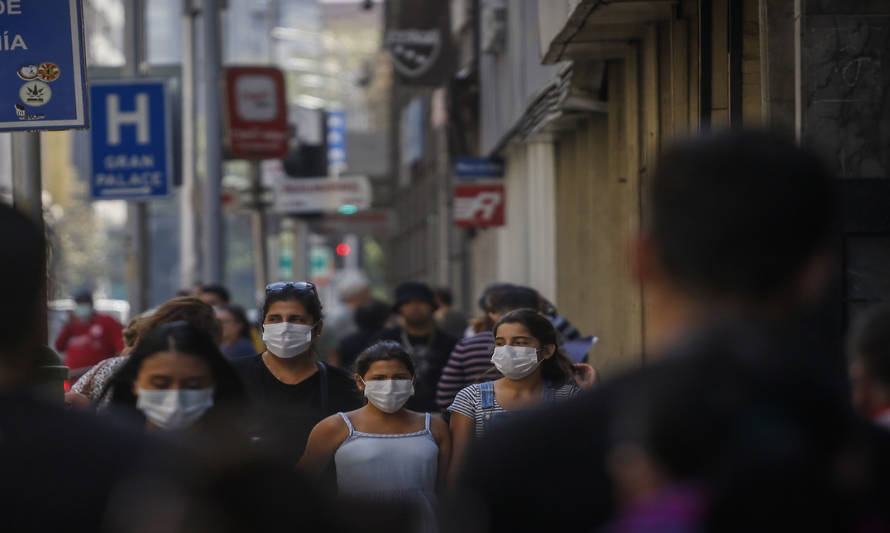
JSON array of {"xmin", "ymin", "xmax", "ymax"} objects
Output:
[{"xmin": 89, "ymin": 81, "xmax": 172, "ymax": 199}]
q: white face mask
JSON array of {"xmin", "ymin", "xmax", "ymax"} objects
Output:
[
  {"xmin": 74, "ymin": 303, "xmax": 92, "ymax": 320},
  {"xmin": 262, "ymin": 322, "xmax": 314, "ymax": 359},
  {"xmin": 491, "ymin": 345, "xmax": 541, "ymax": 380},
  {"xmin": 361, "ymin": 378, "xmax": 415, "ymax": 413},
  {"xmin": 136, "ymin": 388, "xmax": 214, "ymax": 431}
]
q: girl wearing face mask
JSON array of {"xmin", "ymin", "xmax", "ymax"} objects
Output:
[
  {"xmin": 447, "ymin": 308, "xmax": 580, "ymax": 485},
  {"xmin": 299, "ymin": 341, "xmax": 451, "ymax": 531},
  {"xmin": 103, "ymin": 321, "xmax": 246, "ymax": 435},
  {"xmin": 230, "ymin": 282, "xmax": 362, "ymax": 464}
]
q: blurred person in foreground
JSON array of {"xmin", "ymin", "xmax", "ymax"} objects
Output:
[
  {"xmin": 334, "ymin": 299, "xmax": 392, "ymax": 369},
  {"xmin": 434, "ymin": 286, "xmax": 468, "ymax": 339},
  {"xmin": 217, "ymin": 304, "xmax": 257, "ymax": 359},
  {"xmin": 375, "ymin": 282, "xmax": 458, "ymax": 412},
  {"xmin": 450, "ymin": 130, "xmax": 890, "ymax": 533},
  {"xmin": 847, "ymin": 302, "xmax": 890, "ymax": 429},
  {"xmin": 0, "ymin": 203, "xmax": 194, "ymax": 531},
  {"xmin": 55, "ymin": 289, "xmax": 125, "ymax": 373},
  {"xmin": 66, "ymin": 296, "xmax": 222, "ymax": 409}
]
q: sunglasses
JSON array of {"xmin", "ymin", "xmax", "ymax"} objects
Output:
[{"xmin": 265, "ymin": 281, "xmax": 318, "ymax": 296}]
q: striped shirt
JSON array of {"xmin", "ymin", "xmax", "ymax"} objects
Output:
[
  {"xmin": 448, "ymin": 382, "xmax": 581, "ymax": 439},
  {"xmin": 435, "ymin": 331, "xmax": 498, "ymax": 409}
]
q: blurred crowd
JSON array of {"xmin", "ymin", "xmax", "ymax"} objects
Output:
[{"xmin": 5, "ymin": 130, "xmax": 890, "ymax": 532}]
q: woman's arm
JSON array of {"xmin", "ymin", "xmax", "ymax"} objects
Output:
[
  {"xmin": 430, "ymin": 415, "xmax": 452, "ymax": 492},
  {"xmin": 296, "ymin": 414, "xmax": 349, "ymax": 478},
  {"xmin": 447, "ymin": 412, "xmax": 475, "ymax": 487}
]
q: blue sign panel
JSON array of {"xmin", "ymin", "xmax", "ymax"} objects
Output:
[
  {"xmin": 90, "ymin": 80, "xmax": 172, "ymax": 200},
  {"xmin": 454, "ymin": 157, "xmax": 504, "ymax": 180},
  {"xmin": 327, "ymin": 110, "xmax": 346, "ymax": 170},
  {"xmin": 0, "ymin": 0, "xmax": 88, "ymax": 131}
]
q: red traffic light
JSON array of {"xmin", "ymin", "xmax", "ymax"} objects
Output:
[{"xmin": 336, "ymin": 243, "xmax": 352, "ymax": 256}]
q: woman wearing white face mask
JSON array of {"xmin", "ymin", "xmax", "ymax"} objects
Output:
[
  {"xmin": 230, "ymin": 281, "xmax": 362, "ymax": 465},
  {"xmin": 299, "ymin": 341, "xmax": 451, "ymax": 531},
  {"xmin": 103, "ymin": 321, "xmax": 247, "ymax": 434},
  {"xmin": 447, "ymin": 309, "xmax": 580, "ymax": 485}
]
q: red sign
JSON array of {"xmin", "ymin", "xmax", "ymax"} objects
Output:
[
  {"xmin": 224, "ymin": 66, "xmax": 289, "ymax": 159},
  {"xmin": 453, "ymin": 184, "xmax": 505, "ymax": 227}
]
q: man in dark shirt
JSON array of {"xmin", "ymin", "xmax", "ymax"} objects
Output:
[
  {"xmin": 231, "ymin": 281, "xmax": 362, "ymax": 463},
  {"xmin": 375, "ymin": 282, "xmax": 458, "ymax": 412},
  {"xmin": 453, "ymin": 131, "xmax": 890, "ymax": 532}
]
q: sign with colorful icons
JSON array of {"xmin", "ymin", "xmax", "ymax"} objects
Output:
[{"xmin": 0, "ymin": 0, "xmax": 88, "ymax": 131}]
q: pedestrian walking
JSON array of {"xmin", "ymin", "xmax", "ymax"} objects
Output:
[
  {"xmin": 447, "ymin": 308, "xmax": 580, "ymax": 484},
  {"xmin": 375, "ymin": 282, "xmax": 458, "ymax": 412},
  {"xmin": 54, "ymin": 289, "xmax": 124, "ymax": 373},
  {"xmin": 66, "ymin": 296, "xmax": 222, "ymax": 409},
  {"xmin": 319, "ymin": 271, "xmax": 373, "ymax": 361},
  {"xmin": 847, "ymin": 303, "xmax": 890, "ymax": 430},
  {"xmin": 433, "ymin": 287, "xmax": 468, "ymax": 339},
  {"xmin": 197, "ymin": 283, "xmax": 231, "ymax": 308},
  {"xmin": 435, "ymin": 285, "xmax": 540, "ymax": 409},
  {"xmin": 103, "ymin": 321, "xmax": 247, "ymax": 436},
  {"xmin": 334, "ymin": 299, "xmax": 391, "ymax": 369},
  {"xmin": 217, "ymin": 304, "xmax": 257, "ymax": 359},
  {"xmin": 299, "ymin": 341, "xmax": 450, "ymax": 532},
  {"xmin": 464, "ymin": 283, "xmax": 514, "ymax": 337},
  {"xmin": 230, "ymin": 281, "xmax": 361, "ymax": 463}
]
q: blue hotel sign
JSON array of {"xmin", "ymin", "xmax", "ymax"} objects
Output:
[
  {"xmin": 0, "ymin": 0, "xmax": 88, "ymax": 131},
  {"xmin": 90, "ymin": 81, "xmax": 172, "ymax": 199}
]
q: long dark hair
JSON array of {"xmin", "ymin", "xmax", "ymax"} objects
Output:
[
  {"xmin": 103, "ymin": 321, "xmax": 246, "ymax": 426},
  {"xmin": 493, "ymin": 309, "xmax": 575, "ymax": 386}
]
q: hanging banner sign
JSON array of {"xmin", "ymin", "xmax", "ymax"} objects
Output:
[
  {"xmin": 0, "ymin": 0, "xmax": 88, "ymax": 131},
  {"xmin": 454, "ymin": 183, "xmax": 505, "ymax": 227},
  {"xmin": 384, "ymin": 0, "xmax": 455, "ymax": 86}
]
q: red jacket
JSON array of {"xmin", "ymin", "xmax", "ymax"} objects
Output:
[{"xmin": 54, "ymin": 313, "xmax": 125, "ymax": 370}]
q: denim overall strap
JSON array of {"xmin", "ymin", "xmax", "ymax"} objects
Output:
[
  {"xmin": 542, "ymin": 381, "xmax": 557, "ymax": 402},
  {"xmin": 480, "ymin": 381, "xmax": 496, "ymax": 409}
]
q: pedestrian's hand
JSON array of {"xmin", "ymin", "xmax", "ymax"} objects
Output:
[
  {"xmin": 64, "ymin": 392, "xmax": 91, "ymax": 410},
  {"xmin": 573, "ymin": 363, "xmax": 598, "ymax": 389}
]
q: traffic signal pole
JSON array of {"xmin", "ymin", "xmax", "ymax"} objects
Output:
[{"xmin": 124, "ymin": 0, "xmax": 150, "ymax": 314}]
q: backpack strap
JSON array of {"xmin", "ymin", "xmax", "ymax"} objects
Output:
[{"xmin": 480, "ymin": 381, "xmax": 496, "ymax": 410}]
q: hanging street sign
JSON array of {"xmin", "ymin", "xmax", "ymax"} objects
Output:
[
  {"xmin": 0, "ymin": 0, "xmax": 88, "ymax": 131},
  {"xmin": 271, "ymin": 175, "xmax": 372, "ymax": 215},
  {"xmin": 453, "ymin": 183, "xmax": 506, "ymax": 227},
  {"xmin": 454, "ymin": 156, "xmax": 504, "ymax": 180},
  {"xmin": 89, "ymin": 80, "xmax": 172, "ymax": 199},
  {"xmin": 224, "ymin": 66, "xmax": 289, "ymax": 159}
]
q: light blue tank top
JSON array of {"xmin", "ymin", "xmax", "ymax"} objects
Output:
[{"xmin": 334, "ymin": 412, "xmax": 439, "ymax": 497}]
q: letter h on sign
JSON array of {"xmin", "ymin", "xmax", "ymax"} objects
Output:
[{"xmin": 106, "ymin": 93, "xmax": 150, "ymax": 146}]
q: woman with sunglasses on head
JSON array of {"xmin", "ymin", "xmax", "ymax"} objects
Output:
[
  {"xmin": 230, "ymin": 281, "xmax": 362, "ymax": 465},
  {"xmin": 299, "ymin": 341, "xmax": 450, "ymax": 533},
  {"xmin": 447, "ymin": 308, "xmax": 581, "ymax": 485}
]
